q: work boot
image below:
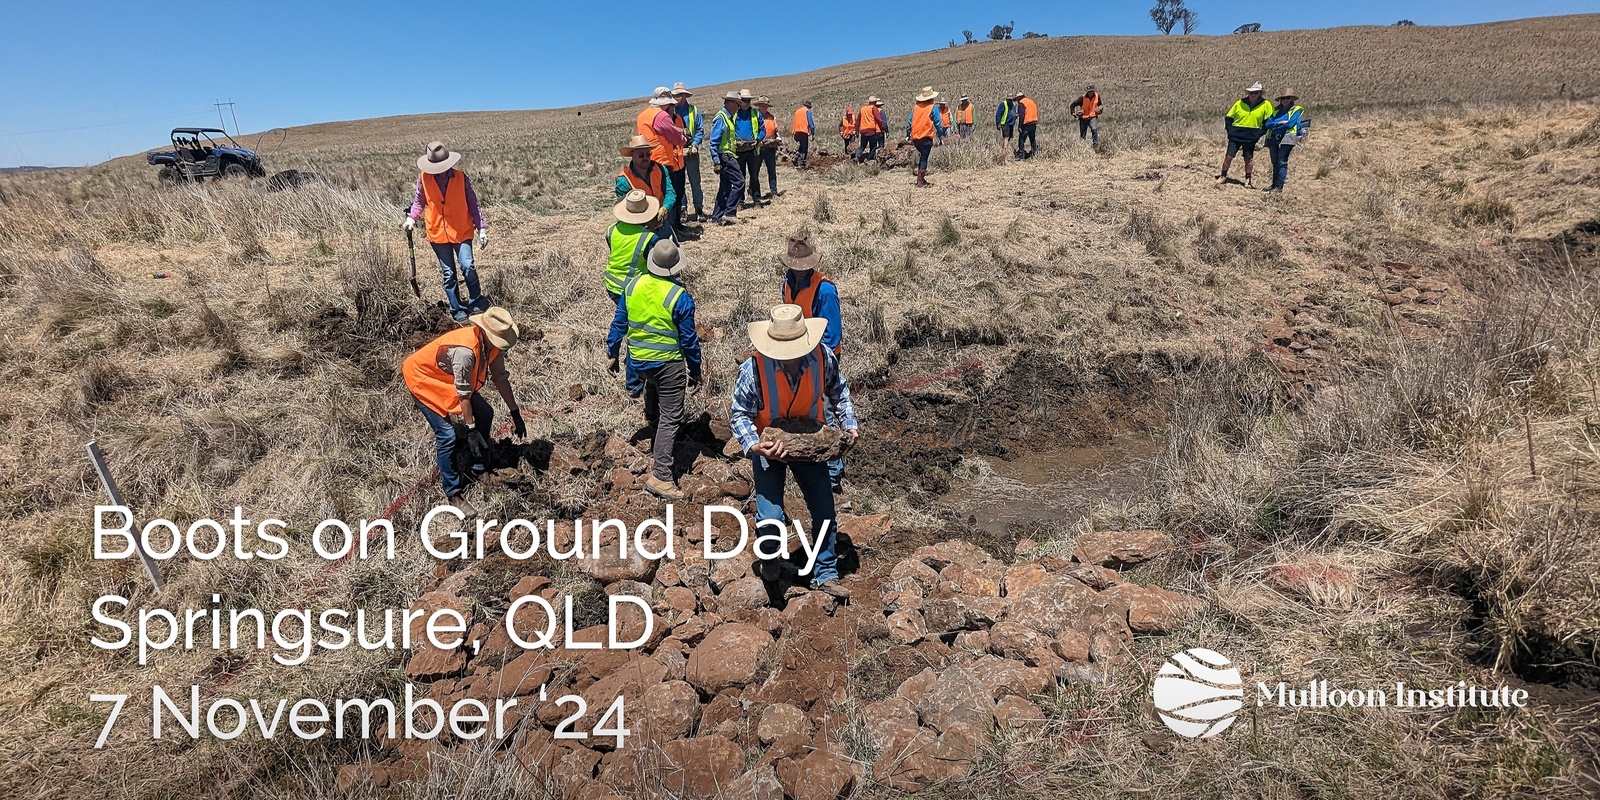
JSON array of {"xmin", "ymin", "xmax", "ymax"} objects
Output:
[
  {"xmin": 814, "ymin": 579, "xmax": 851, "ymax": 600},
  {"xmin": 645, "ymin": 476, "xmax": 685, "ymax": 501},
  {"xmin": 914, "ymin": 169, "xmax": 927, "ymax": 188},
  {"xmin": 445, "ymin": 493, "xmax": 477, "ymax": 518},
  {"xmin": 1244, "ymin": 173, "xmax": 1254, "ymax": 188}
]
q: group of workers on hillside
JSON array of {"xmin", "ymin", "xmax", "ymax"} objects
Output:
[{"xmin": 396, "ymin": 78, "xmax": 1311, "ymax": 602}]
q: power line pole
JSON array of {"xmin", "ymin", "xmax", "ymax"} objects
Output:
[{"xmin": 213, "ymin": 100, "xmax": 238, "ymax": 135}]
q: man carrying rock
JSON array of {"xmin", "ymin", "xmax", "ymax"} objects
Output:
[
  {"xmin": 404, "ymin": 141, "xmax": 489, "ymax": 322},
  {"xmin": 402, "ymin": 307, "xmax": 526, "ymax": 511},
  {"xmin": 730, "ymin": 305, "xmax": 860, "ymax": 600},
  {"xmin": 778, "ymin": 236, "xmax": 847, "ymax": 496},
  {"xmin": 607, "ymin": 240, "xmax": 701, "ymax": 500},
  {"xmin": 1069, "ymin": 84, "xmax": 1104, "ymax": 149}
]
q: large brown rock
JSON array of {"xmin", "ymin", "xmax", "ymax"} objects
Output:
[
  {"xmin": 1007, "ymin": 575, "xmax": 1097, "ymax": 636},
  {"xmin": 659, "ymin": 736, "xmax": 743, "ymax": 798},
  {"xmin": 887, "ymin": 558, "xmax": 941, "ymax": 595},
  {"xmin": 726, "ymin": 764, "xmax": 785, "ymax": 800},
  {"xmin": 1073, "ymin": 529, "xmax": 1175, "ymax": 568},
  {"xmin": 995, "ymin": 695, "xmax": 1045, "ymax": 729},
  {"xmin": 636, "ymin": 680, "xmax": 701, "ymax": 742},
  {"xmin": 886, "ymin": 609, "xmax": 927, "ymax": 645},
  {"xmin": 915, "ymin": 665, "xmax": 995, "ymax": 734},
  {"xmin": 1100, "ymin": 583, "xmax": 1202, "ymax": 634},
  {"xmin": 715, "ymin": 575, "xmax": 772, "ymax": 615},
  {"xmin": 871, "ymin": 724, "xmax": 971, "ymax": 791},
  {"xmin": 685, "ymin": 623, "xmax": 773, "ymax": 693},
  {"xmin": 971, "ymin": 655, "xmax": 1052, "ymax": 700},
  {"xmin": 922, "ymin": 592, "xmax": 1007, "ymax": 633},
  {"xmin": 759, "ymin": 419, "xmax": 844, "ymax": 462},
  {"xmin": 776, "ymin": 747, "xmax": 863, "ymax": 800},
  {"xmin": 757, "ymin": 703, "xmax": 813, "ymax": 745}
]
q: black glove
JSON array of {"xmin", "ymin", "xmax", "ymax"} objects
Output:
[
  {"xmin": 510, "ymin": 409, "xmax": 526, "ymax": 439},
  {"xmin": 607, "ymin": 355, "xmax": 620, "ymax": 374},
  {"xmin": 466, "ymin": 426, "xmax": 489, "ymax": 460}
]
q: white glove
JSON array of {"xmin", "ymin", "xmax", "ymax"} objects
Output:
[
  {"xmin": 402, "ymin": 216, "xmax": 415, "ymax": 231},
  {"xmin": 476, "ymin": 230, "xmax": 488, "ymax": 250}
]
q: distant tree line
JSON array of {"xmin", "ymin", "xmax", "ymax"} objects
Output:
[
  {"xmin": 951, "ymin": 21, "xmax": 1045, "ymax": 46},
  {"xmin": 1151, "ymin": 0, "xmax": 1198, "ymax": 34}
]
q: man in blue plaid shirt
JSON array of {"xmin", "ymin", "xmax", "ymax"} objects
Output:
[{"xmin": 729, "ymin": 305, "xmax": 860, "ymax": 600}]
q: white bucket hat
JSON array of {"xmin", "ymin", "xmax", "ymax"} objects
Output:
[
  {"xmin": 645, "ymin": 239, "xmax": 685, "ymax": 278},
  {"xmin": 417, "ymin": 141, "xmax": 461, "ymax": 174},
  {"xmin": 1246, "ymin": 82, "xmax": 1264, "ymax": 93},
  {"xmin": 650, "ymin": 87, "xmax": 674, "ymax": 107},
  {"xmin": 613, "ymin": 189, "xmax": 660, "ymax": 225},
  {"xmin": 749, "ymin": 304, "xmax": 828, "ymax": 361},
  {"xmin": 671, "ymin": 82, "xmax": 693, "ymax": 97}
]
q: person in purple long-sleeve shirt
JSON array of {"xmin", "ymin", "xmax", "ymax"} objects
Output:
[{"xmin": 404, "ymin": 141, "xmax": 489, "ymax": 321}]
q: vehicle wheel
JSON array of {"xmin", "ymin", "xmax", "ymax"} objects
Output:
[
  {"xmin": 157, "ymin": 166, "xmax": 178, "ymax": 184},
  {"xmin": 223, "ymin": 163, "xmax": 249, "ymax": 179}
]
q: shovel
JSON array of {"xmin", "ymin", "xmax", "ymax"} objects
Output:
[{"xmin": 404, "ymin": 223, "xmax": 421, "ymax": 298}]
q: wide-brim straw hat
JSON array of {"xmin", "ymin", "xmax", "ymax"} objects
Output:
[
  {"xmin": 915, "ymin": 86, "xmax": 939, "ymax": 102},
  {"xmin": 739, "ymin": 88, "xmax": 755, "ymax": 100},
  {"xmin": 671, "ymin": 82, "xmax": 693, "ymax": 97},
  {"xmin": 778, "ymin": 235, "xmax": 822, "ymax": 270},
  {"xmin": 749, "ymin": 304, "xmax": 828, "ymax": 361},
  {"xmin": 1276, "ymin": 88, "xmax": 1299, "ymax": 100},
  {"xmin": 723, "ymin": 90, "xmax": 742, "ymax": 101},
  {"xmin": 756, "ymin": 96, "xmax": 772, "ymax": 106},
  {"xmin": 469, "ymin": 307, "xmax": 520, "ymax": 350},
  {"xmin": 1246, "ymin": 82, "xmax": 1264, "ymax": 93},
  {"xmin": 619, "ymin": 134, "xmax": 653, "ymax": 156},
  {"xmin": 613, "ymin": 189, "xmax": 660, "ymax": 225},
  {"xmin": 645, "ymin": 239, "xmax": 685, "ymax": 278},
  {"xmin": 649, "ymin": 87, "xmax": 674, "ymax": 107},
  {"xmin": 866, "ymin": 95, "xmax": 881, "ymax": 104},
  {"xmin": 418, "ymin": 141, "xmax": 461, "ymax": 174}
]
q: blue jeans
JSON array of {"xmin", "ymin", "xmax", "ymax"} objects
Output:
[
  {"xmin": 751, "ymin": 455, "xmax": 839, "ymax": 584},
  {"xmin": 826, "ymin": 408, "xmax": 845, "ymax": 487},
  {"xmin": 1078, "ymin": 117, "xmax": 1100, "ymax": 147},
  {"xmin": 1016, "ymin": 123, "xmax": 1038, "ymax": 157},
  {"xmin": 913, "ymin": 138, "xmax": 933, "ymax": 170},
  {"xmin": 1268, "ymin": 138, "xmax": 1294, "ymax": 188},
  {"xmin": 415, "ymin": 393, "xmax": 494, "ymax": 498},
  {"xmin": 430, "ymin": 240, "xmax": 485, "ymax": 319},
  {"xmin": 711, "ymin": 156, "xmax": 744, "ymax": 222}
]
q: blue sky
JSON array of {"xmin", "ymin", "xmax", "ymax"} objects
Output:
[{"xmin": 3, "ymin": 1, "xmax": 1595, "ymax": 167}]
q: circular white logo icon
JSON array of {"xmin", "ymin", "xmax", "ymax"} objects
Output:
[{"xmin": 1153, "ymin": 647, "xmax": 1244, "ymax": 738}]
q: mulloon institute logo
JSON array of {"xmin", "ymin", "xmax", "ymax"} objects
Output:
[{"xmin": 1152, "ymin": 648, "xmax": 1244, "ymax": 738}]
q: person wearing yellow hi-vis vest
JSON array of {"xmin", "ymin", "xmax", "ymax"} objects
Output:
[
  {"xmin": 708, "ymin": 91, "xmax": 746, "ymax": 226},
  {"xmin": 1217, "ymin": 82, "xmax": 1275, "ymax": 187},
  {"xmin": 672, "ymin": 83, "xmax": 707, "ymax": 222},
  {"xmin": 605, "ymin": 190, "xmax": 664, "ymax": 398},
  {"xmin": 606, "ymin": 239, "xmax": 702, "ymax": 501}
]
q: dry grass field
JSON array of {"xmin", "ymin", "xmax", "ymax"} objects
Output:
[{"xmin": 2, "ymin": 14, "xmax": 1600, "ymax": 800}]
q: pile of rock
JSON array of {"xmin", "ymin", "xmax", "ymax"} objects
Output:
[{"xmin": 342, "ymin": 417, "xmax": 1202, "ymax": 798}]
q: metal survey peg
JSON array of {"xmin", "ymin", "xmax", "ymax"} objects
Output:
[{"xmin": 86, "ymin": 441, "xmax": 165, "ymax": 591}]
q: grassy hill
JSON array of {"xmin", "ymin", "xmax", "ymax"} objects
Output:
[{"xmin": 2, "ymin": 13, "xmax": 1599, "ymax": 800}]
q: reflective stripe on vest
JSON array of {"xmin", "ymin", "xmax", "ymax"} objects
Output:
[
  {"xmin": 618, "ymin": 163, "xmax": 665, "ymax": 203},
  {"xmin": 419, "ymin": 170, "xmax": 474, "ymax": 244},
  {"xmin": 403, "ymin": 326, "xmax": 493, "ymax": 417},
  {"xmin": 859, "ymin": 106, "xmax": 882, "ymax": 135},
  {"xmin": 911, "ymin": 102, "xmax": 936, "ymax": 140},
  {"xmin": 997, "ymin": 102, "xmax": 1012, "ymax": 125},
  {"xmin": 606, "ymin": 223, "xmax": 652, "ymax": 295},
  {"xmin": 754, "ymin": 349, "xmax": 827, "ymax": 431},
  {"xmin": 792, "ymin": 108, "xmax": 811, "ymax": 135},
  {"xmin": 680, "ymin": 105, "xmax": 700, "ymax": 146},
  {"xmin": 622, "ymin": 273, "xmax": 685, "ymax": 362},
  {"xmin": 714, "ymin": 109, "xmax": 738, "ymax": 155},
  {"xmin": 735, "ymin": 108, "xmax": 761, "ymax": 143}
]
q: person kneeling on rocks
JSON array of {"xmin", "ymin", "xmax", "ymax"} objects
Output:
[
  {"xmin": 729, "ymin": 305, "xmax": 860, "ymax": 600},
  {"xmin": 607, "ymin": 239, "xmax": 702, "ymax": 501},
  {"xmin": 402, "ymin": 307, "xmax": 526, "ymax": 513}
]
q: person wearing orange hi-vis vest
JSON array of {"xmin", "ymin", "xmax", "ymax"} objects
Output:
[
  {"xmin": 402, "ymin": 307, "xmax": 526, "ymax": 511},
  {"xmin": 729, "ymin": 304, "xmax": 860, "ymax": 601},
  {"xmin": 955, "ymin": 95, "xmax": 976, "ymax": 138},
  {"xmin": 856, "ymin": 97, "xmax": 886, "ymax": 162},
  {"xmin": 840, "ymin": 106, "xmax": 858, "ymax": 158},
  {"xmin": 791, "ymin": 100, "xmax": 815, "ymax": 169},
  {"xmin": 404, "ymin": 141, "xmax": 488, "ymax": 322},
  {"xmin": 756, "ymin": 96, "xmax": 784, "ymax": 200},
  {"xmin": 905, "ymin": 87, "xmax": 949, "ymax": 187}
]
